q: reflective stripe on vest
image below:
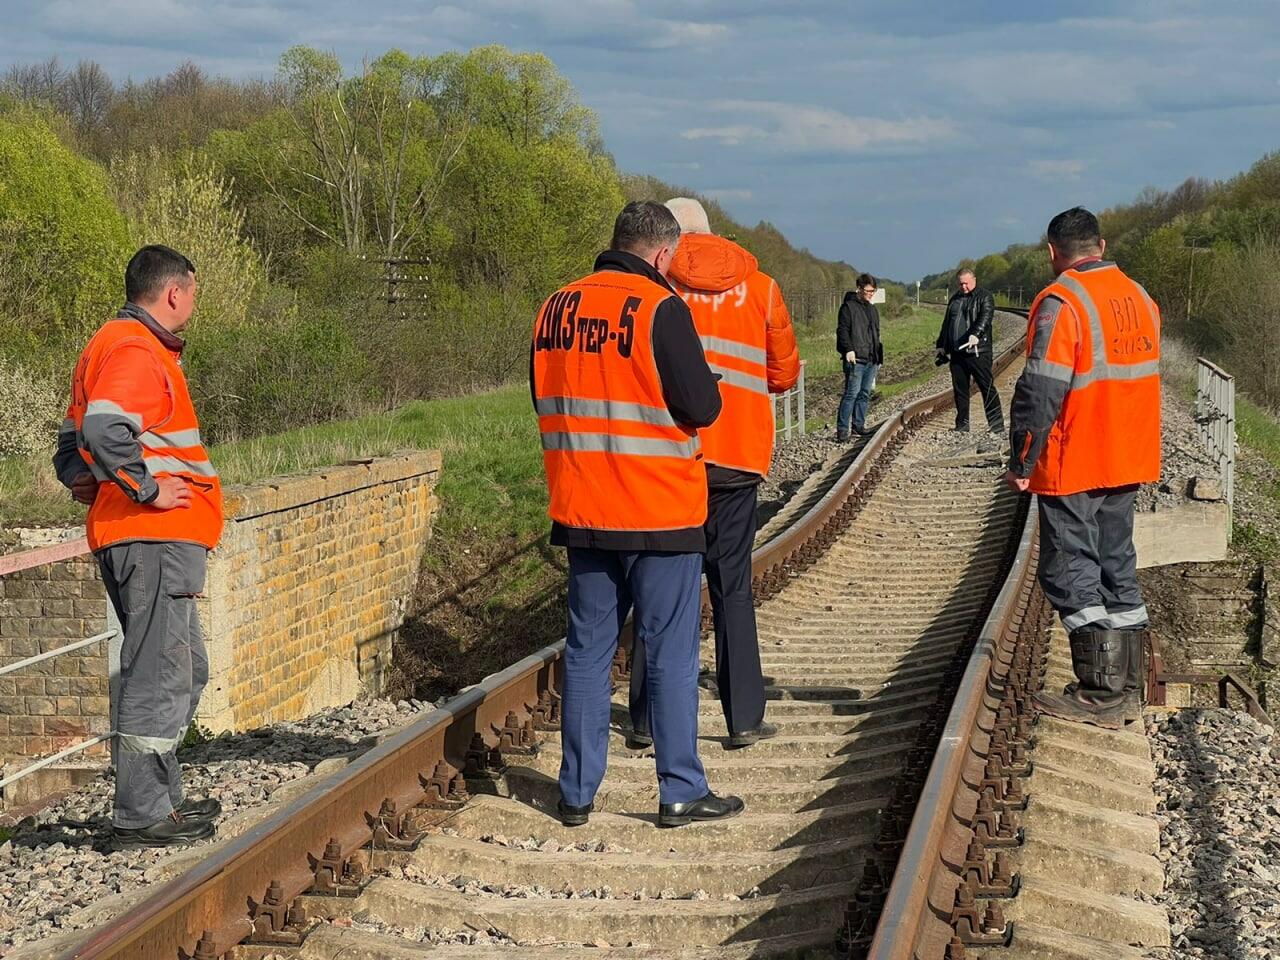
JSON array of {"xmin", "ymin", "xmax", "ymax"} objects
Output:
[
  {"xmin": 533, "ymin": 270, "xmax": 707, "ymax": 533},
  {"xmin": 679, "ymin": 269, "xmax": 779, "ymax": 475},
  {"xmin": 71, "ymin": 318, "xmax": 224, "ymax": 551},
  {"xmin": 1024, "ymin": 264, "xmax": 1162, "ymax": 495}
]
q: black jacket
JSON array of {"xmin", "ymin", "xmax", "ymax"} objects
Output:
[
  {"xmin": 530, "ymin": 249, "xmax": 721, "ymax": 553},
  {"xmin": 937, "ymin": 287, "xmax": 995, "ymax": 356},
  {"xmin": 836, "ymin": 293, "xmax": 883, "ymax": 364}
]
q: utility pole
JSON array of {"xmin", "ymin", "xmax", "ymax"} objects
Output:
[
  {"xmin": 1185, "ymin": 239, "xmax": 1210, "ymax": 324},
  {"xmin": 916, "ymin": 279, "xmax": 921, "ymax": 306}
]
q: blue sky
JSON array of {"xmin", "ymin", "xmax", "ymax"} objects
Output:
[{"xmin": 4, "ymin": 1, "xmax": 1279, "ymax": 279}]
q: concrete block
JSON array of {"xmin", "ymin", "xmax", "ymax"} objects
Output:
[{"xmin": 1135, "ymin": 500, "xmax": 1229, "ymax": 569}]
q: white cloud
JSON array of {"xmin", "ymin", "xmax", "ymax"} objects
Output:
[
  {"xmin": 681, "ymin": 100, "xmax": 954, "ymax": 153},
  {"xmin": 1027, "ymin": 159, "xmax": 1085, "ymax": 181}
]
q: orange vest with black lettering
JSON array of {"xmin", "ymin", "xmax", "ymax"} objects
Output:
[
  {"xmin": 672, "ymin": 269, "xmax": 782, "ymax": 476},
  {"xmin": 532, "ymin": 270, "xmax": 707, "ymax": 533},
  {"xmin": 1024, "ymin": 264, "xmax": 1162, "ymax": 496},
  {"xmin": 70, "ymin": 318, "xmax": 224, "ymax": 551}
]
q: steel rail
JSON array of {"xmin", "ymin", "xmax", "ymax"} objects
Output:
[
  {"xmin": 866, "ymin": 493, "xmax": 1039, "ymax": 959},
  {"xmin": 62, "ymin": 313, "xmax": 1033, "ymax": 960}
]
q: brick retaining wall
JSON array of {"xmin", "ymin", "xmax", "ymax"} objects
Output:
[{"xmin": 0, "ymin": 451, "xmax": 440, "ymax": 765}]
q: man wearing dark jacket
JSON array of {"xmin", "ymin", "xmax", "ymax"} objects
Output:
[
  {"xmin": 936, "ymin": 269, "xmax": 1004, "ymax": 433},
  {"xmin": 835, "ymin": 273, "xmax": 883, "ymax": 440}
]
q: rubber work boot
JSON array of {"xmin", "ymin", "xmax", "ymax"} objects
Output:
[
  {"xmin": 111, "ymin": 810, "xmax": 215, "ymax": 850},
  {"xmin": 1121, "ymin": 629, "xmax": 1147, "ymax": 723},
  {"xmin": 1033, "ymin": 627, "xmax": 1129, "ymax": 729},
  {"xmin": 176, "ymin": 796, "xmax": 222, "ymax": 819}
]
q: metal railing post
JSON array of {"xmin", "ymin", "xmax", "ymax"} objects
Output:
[{"xmin": 797, "ymin": 361, "xmax": 807, "ymax": 436}]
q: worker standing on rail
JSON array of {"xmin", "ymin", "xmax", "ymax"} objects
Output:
[
  {"xmin": 531, "ymin": 201, "xmax": 745, "ymax": 828},
  {"xmin": 835, "ymin": 274, "xmax": 883, "ymax": 440},
  {"xmin": 1005, "ymin": 207, "xmax": 1161, "ymax": 728},
  {"xmin": 936, "ymin": 269, "xmax": 1005, "ymax": 435},
  {"xmin": 52, "ymin": 245, "xmax": 225, "ymax": 847},
  {"xmin": 625, "ymin": 197, "xmax": 800, "ymax": 752}
]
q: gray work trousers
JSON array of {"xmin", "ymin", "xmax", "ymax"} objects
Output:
[
  {"xmin": 98, "ymin": 541, "xmax": 209, "ymax": 829},
  {"xmin": 1036, "ymin": 485, "xmax": 1147, "ymax": 633}
]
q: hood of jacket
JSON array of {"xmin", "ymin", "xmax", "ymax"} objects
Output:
[{"xmin": 668, "ymin": 233, "xmax": 758, "ymax": 293}]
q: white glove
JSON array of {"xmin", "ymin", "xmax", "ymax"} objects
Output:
[
  {"xmin": 845, "ymin": 351, "xmax": 857, "ymax": 363},
  {"xmin": 963, "ymin": 335, "xmax": 979, "ymax": 351}
]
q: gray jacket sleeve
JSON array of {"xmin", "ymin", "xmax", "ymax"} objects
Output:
[
  {"xmin": 79, "ymin": 345, "xmax": 163, "ymax": 504},
  {"xmin": 52, "ymin": 418, "xmax": 87, "ymax": 489},
  {"xmin": 1008, "ymin": 296, "xmax": 1071, "ymax": 477}
]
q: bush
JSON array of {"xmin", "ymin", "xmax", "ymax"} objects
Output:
[
  {"xmin": 0, "ymin": 361, "xmax": 62, "ymax": 458},
  {"xmin": 110, "ymin": 149, "xmax": 265, "ymax": 331},
  {"xmin": 0, "ymin": 104, "xmax": 128, "ymax": 350},
  {"xmin": 186, "ymin": 289, "xmax": 375, "ymax": 443}
]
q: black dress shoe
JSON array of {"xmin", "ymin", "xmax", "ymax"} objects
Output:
[
  {"xmin": 726, "ymin": 721, "xmax": 779, "ymax": 749},
  {"xmin": 624, "ymin": 731, "xmax": 653, "ymax": 750},
  {"xmin": 176, "ymin": 796, "xmax": 222, "ymax": 819},
  {"xmin": 657, "ymin": 791, "xmax": 745, "ymax": 828},
  {"xmin": 557, "ymin": 799, "xmax": 593, "ymax": 827},
  {"xmin": 111, "ymin": 811, "xmax": 215, "ymax": 849}
]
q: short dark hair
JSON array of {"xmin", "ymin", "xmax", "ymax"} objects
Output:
[
  {"xmin": 125, "ymin": 245, "xmax": 196, "ymax": 303},
  {"xmin": 610, "ymin": 201, "xmax": 681, "ymax": 256},
  {"xmin": 1046, "ymin": 207, "xmax": 1102, "ymax": 259},
  {"xmin": 856, "ymin": 273, "xmax": 877, "ymax": 290}
]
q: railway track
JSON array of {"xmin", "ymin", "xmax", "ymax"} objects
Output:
[{"xmin": 44, "ymin": 319, "xmax": 1168, "ymax": 960}]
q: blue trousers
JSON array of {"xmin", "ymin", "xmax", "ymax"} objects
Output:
[
  {"xmin": 837, "ymin": 359, "xmax": 879, "ymax": 435},
  {"xmin": 560, "ymin": 548, "xmax": 708, "ymax": 807}
]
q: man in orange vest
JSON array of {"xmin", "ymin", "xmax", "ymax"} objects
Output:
[
  {"xmin": 626, "ymin": 196, "xmax": 800, "ymax": 750},
  {"xmin": 53, "ymin": 245, "xmax": 225, "ymax": 847},
  {"xmin": 532, "ymin": 201, "xmax": 744, "ymax": 827},
  {"xmin": 1005, "ymin": 208, "xmax": 1161, "ymax": 728}
]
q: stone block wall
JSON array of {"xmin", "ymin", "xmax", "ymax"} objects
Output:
[
  {"xmin": 0, "ymin": 450, "xmax": 440, "ymax": 769},
  {"xmin": 0, "ymin": 542, "xmax": 112, "ymax": 760}
]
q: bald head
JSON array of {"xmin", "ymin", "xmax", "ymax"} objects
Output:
[{"xmin": 664, "ymin": 197, "xmax": 712, "ymax": 234}]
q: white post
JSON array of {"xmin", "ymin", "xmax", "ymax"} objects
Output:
[{"xmin": 797, "ymin": 361, "xmax": 807, "ymax": 436}]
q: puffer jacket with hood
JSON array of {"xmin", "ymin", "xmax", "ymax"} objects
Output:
[{"xmin": 668, "ymin": 233, "xmax": 801, "ymax": 483}]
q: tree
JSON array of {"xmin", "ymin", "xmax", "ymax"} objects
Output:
[
  {"xmin": 63, "ymin": 60, "xmax": 113, "ymax": 137},
  {"xmin": 257, "ymin": 46, "xmax": 468, "ymax": 263}
]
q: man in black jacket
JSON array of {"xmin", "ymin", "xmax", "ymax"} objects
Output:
[
  {"xmin": 936, "ymin": 269, "xmax": 1004, "ymax": 433},
  {"xmin": 835, "ymin": 273, "xmax": 883, "ymax": 440}
]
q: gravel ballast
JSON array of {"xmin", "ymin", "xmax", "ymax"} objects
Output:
[
  {"xmin": 0, "ymin": 698, "xmax": 427, "ymax": 952},
  {"xmin": 1147, "ymin": 709, "xmax": 1280, "ymax": 960}
]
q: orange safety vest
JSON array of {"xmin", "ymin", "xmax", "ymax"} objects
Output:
[
  {"xmin": 532, "ymin": 270, "xmax": 707, "ymax": 533},
  {"xmin": 669, "ymin": 239, "xmax": 798, "ymax": 476},
  {"xmin": 1023, "ymin": 263, "xmax": 1162, "ymax": 496},
  {"xmin": 69, "ymin": 318, "xmax": 224, "ymax": 552}
]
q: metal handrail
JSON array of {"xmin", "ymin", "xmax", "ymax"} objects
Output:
[
  {"xmin": 0, "ymin": 627, "xmax": 118, "ymax": 792},
  {"xmin": 0, "ymin": 629, "xmax": 115, "ymax": 677}
]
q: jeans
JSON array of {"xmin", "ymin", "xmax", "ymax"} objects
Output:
[{"xmin": 837, "ymin": 360, "xmax": 878, "ymax": 436}]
